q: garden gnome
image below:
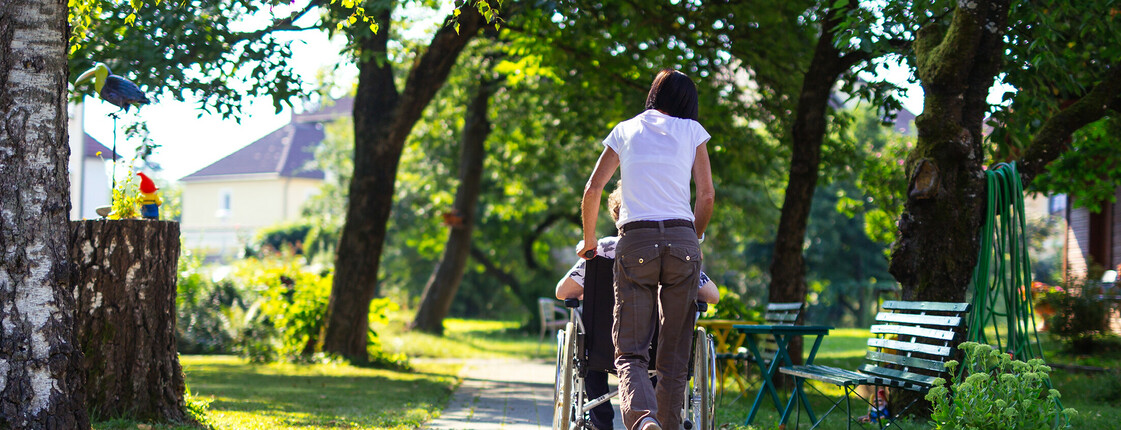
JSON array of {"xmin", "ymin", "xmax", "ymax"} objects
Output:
[
  {"xmin": 137, "ymin": 172, "xmax": 162, "ymax": 220},
  {"xmin": 858, "ymin": 388, "xmax": 891, "ymax": 423}
]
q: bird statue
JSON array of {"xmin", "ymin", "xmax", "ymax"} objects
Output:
[{"xmin": 74, "ymin": 62, "xmax": 151, "ymax": 112}]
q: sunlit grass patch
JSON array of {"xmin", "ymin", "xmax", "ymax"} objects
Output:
[
  {"xmin": 180, "ymin": 355, "xmax": 458, "ymax": 430},
  {"xmin": 375, "ymin": 310, "xmax": 553, "ymax": 360}
]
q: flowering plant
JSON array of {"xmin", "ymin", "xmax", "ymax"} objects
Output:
[
  {"xmin": 926, "ymin": 342, "xmax": 1074, "ymax": 429},
  {"xmin": 1031, "ymin": 282, "xmax": 1065, "ymax": 312}
]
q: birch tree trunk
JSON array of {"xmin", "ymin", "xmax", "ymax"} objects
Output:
[{"xmin": 0, "ymin": 0, "xmax": 90, "ymax": 427}]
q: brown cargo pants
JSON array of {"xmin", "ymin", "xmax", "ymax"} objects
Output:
[{"xmin": 612, "ymin": 222, "xmax": 701, "ymax": 430}]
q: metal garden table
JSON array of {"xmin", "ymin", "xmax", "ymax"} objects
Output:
[{"xmin": 733, "ymin": 324, "xmax": 832, "ymax": 426}]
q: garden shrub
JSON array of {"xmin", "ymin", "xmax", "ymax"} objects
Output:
[
  {"xmin": 1035, "ymin": 279, "xmax": 1111, "ymax": 353},
  {"xmin": 232, "ymin": 255, "xmax": 330, "ymax": 360},
  {"xmin": 227, "ymin": 253, "xmax": 407, "ymax": 367},
  {"xmin": 926, "ymin": 342, "xmax": 1075, "ymax": 429},
  {"xmin": 247, "ymin": 220, "xmax": 315, "ymax": 257},
  {"xmin": 177, "ymin": 250, "xmax": 251, "ymax": 354},
  {"xmin": 701, "ymin": 286, "xmax": 760, "ymax": 321}
]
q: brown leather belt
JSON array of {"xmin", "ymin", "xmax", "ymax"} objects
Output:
[{"xmin": 620, "ymin": 219, "xmax": 695, "ymax": 233}]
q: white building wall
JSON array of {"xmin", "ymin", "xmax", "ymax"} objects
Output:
[
  {"xmin": 79, "ymin": 158, "xmax": 111, "ymax": 219},
  {"xmin": 181, "ymin": 176, "xmax": 323, "ymax": 260}
]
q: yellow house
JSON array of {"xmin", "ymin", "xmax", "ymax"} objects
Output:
[{"xmin": 179, "ymin": 99, "xmax": 350, "ymax": 260}]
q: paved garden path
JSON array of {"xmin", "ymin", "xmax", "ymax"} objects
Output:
[{"xmin": 425, "ymin": 358, "xmax": 625, "ymax": 430}]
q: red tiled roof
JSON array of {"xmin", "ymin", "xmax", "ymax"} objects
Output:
[{"xmin": 179, "ymin": 122, "xmax": 326, "ymax": 181}]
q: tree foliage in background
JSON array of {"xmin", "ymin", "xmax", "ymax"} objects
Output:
[{"xmin": 837, "ymin": 0, "xmax": 1121, "ymax": 305}]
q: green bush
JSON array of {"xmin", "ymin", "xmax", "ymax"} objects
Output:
[
  {"xmin": 232, "ymin": 255, "xmax": 330, "ymax": 360},
  {"xmin": 177, "ymin": 250, "xmax": 251, "ymax": 354},
  {"xmin": 701, "ymin": 286, "xmax": 760, "ymax": 321},
  {"xmin": 247, "ymin": 221, "xmax": 314, "ymax": 257},
  {"xmin": 926, "ymin": 342, "xmax": 1075, "ymax": 429},
  {"xmin": 1037, "ymin": 279, "xmax": 1111, "ymax": 353}
]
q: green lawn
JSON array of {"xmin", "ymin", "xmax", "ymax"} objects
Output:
[
  {"xmin": 93, "ymin": 314, "xmax": 1121, "ymax": 430},
  {"xmin": 95, "ymin": 356, "xmax": 460, "ymax": 430},
  {"xmin": 373, "ymin": 310, "xmax": 554, "ymax": 360}
]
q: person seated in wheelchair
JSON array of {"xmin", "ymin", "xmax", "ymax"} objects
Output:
[{"xmin": 555, "ymin": 187, "xmax": 719, "ymax": 430}]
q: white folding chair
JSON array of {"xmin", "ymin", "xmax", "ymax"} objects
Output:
[{"xmin": 539, "ymin": 297, "xmax": 569, "ymax": 352}]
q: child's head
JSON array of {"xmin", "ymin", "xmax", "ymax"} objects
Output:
[
  {"xmin": 608, "ymin": 186, "xmax": 623, "ymax": 222},
  {"xmin": 645, "ymin": 69, "xmax": 699, "ymax": 121}
]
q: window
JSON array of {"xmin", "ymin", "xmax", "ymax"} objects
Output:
[
  {"xmin": 215, "ymin": 189, "xmax": 232, "ymax": 219},
  {"xmin": 1048, "ymin": 194, "xmax": 1066, "ymax": 214}
]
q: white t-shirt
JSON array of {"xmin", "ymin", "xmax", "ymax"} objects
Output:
[
  {"xmin": 565, "ymin": 236, "xmax": 710, "ymax": 289},
  {"xmin": 603, "ymin": 109, "xmax": 711, "ymax": 228}
]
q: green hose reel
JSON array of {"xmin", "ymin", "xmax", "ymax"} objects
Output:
[{"xmin": 967, "ymin": 162, "xmax": 1045, "ymax": 360}]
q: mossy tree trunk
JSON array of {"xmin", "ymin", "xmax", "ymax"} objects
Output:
[
  {"xmin": 886, "ymin": 0, "xmax": 1011, "ymax": 415},
  {"xmin": 410, "ymin": 78, "xmax": 497, "ymax": 335},
  {"xmin": 0, "ymin": 0, "xmax": 90, "ymax": 427},
  {"xmin": 889, "ymin": 1, "xmax": 1010, "ymax": 303},
  {"xmin": 69, "ymin": 220, "xmax": 188, "ymax": 422}
]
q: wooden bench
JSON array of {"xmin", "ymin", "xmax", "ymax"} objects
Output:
[
  {"xmin": 778, "ymin": 300, "xmax": 971, "ymax": 427},
  {"xmin": 710, "ymin": 302, "xmax": 802, "ymax": 401}
]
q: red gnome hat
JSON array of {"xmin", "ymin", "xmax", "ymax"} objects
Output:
[{"xmin": 137, "ymin": 172, "xmax": 158, "ymax": 193}]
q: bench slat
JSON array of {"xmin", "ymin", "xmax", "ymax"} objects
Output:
[
  {"xmin": 882, "ymin": 301, "xmax": 970, "ymax": 313},
  {"xmin": 765, "ymin": 313, "xmax": 799, "ymax": 323},
  {"xmin": 868, "ymin": 338, "xmax": 952, "ymax": 356},
  {"xmin": 780, "ymin": 365, "xmax": 869, "ymax": 386},
  {"xmin": 875, "ymin": 312, "xmax": 962, "ymax": 327},
  {"xmin": 766, "ymin": 302, "xmax": 804, "ymax": 311},
  {"xmin": 865, "ymin": 350, "xmax": 947, "ymax": 373},
  {"xmin": 859, "ymin": 364, "xmax": 939, "ymax": 387},
  {"xmin": 869, "ymin": 324, "xmax": 959, "ymax": 341}
]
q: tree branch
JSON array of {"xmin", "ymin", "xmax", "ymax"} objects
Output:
[
  {"xmin": 469, "ymin": 245, "xmax": 531, "ymax": 313},
  {"xmin": 1018, "ymin": 66, "xmax": 1121, "ymax": 185},
  {"xmin": 394, "ymin": 6, "xmax": 487, "ymax": 133},
  {"xmin": 232, "ymin": 0, "xmax": 321, "ymax": 42},
  {"xmin": 523, "ymin": 212, "xmax": 569, "ymax": 271}
]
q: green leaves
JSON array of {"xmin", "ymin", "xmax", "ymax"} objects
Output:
[{"xmin": 926, "ymin": 342, "xmax": 1074, "ymax": 429}]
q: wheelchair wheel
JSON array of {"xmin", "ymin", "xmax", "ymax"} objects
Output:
[
  {"xmin": 684, "ymin": 327, "xmax": 715, "ymax": 430},
  {"xmin": 554, "ymin": 322, "xmax": 577, "ymax": 430}
]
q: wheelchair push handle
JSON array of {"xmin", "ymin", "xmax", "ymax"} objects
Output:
[
  {"xmin": 696, "ymin": 301, "xmax": 708, "ymax": 313},
  {"xmin": 583, "ymin": 249, "xmax": 596, "ymax": 259},
  {"xmin": 564, "ymin": 298, "xmax": 581, "ymax": 308}
]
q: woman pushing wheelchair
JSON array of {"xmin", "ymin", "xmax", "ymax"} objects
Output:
[
  {"xmin": 577, "ymin": 69, "xmax": 715, "ymax": 430},
  {"xmin": 556, "ymin": 186, "xmax": 718, "ymax": 430}
]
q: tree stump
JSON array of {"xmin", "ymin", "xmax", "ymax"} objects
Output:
[{"xmin": 69, "ymin": 220, "xmax": 188, "ymax": 422}]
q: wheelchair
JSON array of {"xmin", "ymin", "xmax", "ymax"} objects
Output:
[{"xmin": 553, "ymin": 256, "xmax": 717, "ymax": 430}]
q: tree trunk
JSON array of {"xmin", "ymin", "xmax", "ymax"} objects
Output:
[
  {"xmin": 321, "ymin": 6, "xmax": 485, "ymax": 360},
  {"xmin": 0, "ymin": 1, "xmax": 90, "ymax": 427},
  {"xmin": 69, "ymin": 220, "xmax": 187, "ymax": 422},
  {"xmin": 889, "ymin": 1, "xmax": 1009, "ymax": 303},
  {"xmin": 768, "ymin": 5, "xmax": 864, "ymax": 366},
  {"xmin": 410, "ymin": 79, "xmax": 497, "ymax": 334},
  {"xmin": 886, "ymin": 1, "xmax": 1009, "ymax": 415}
]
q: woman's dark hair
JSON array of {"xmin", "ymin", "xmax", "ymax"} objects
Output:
[{"xmin": 644, "ymin": 69, "xmax": 699, "ymax": 120}]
